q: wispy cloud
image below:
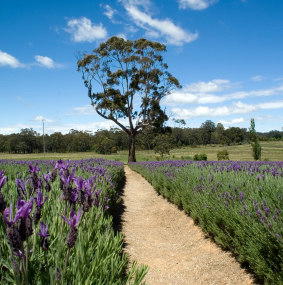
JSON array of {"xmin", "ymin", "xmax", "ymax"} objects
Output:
[
  {"xmin": 218, "ymin": 118, "xmax": 245, "ymax": 125},
  {"xmin": 33, "ymin": 115, "xmax": 54, "ymax": 122},
  {"xmin": 178, "ymin": 0, "xmax": 218, "ymax": 10},
  {"xmin": 120, "ymin": 0, "xmax": 198, "ymax": 45},
  {"xmin": 171, "ymin": 99, "xmax": 283, "ymax": 119},
  {"xmin": 102, "ymin": 4, "xmax": 118, "ymax": 23},
  {"xmin": 64, "ymin": 17, "xmax": 107, "ymax": 42},
  {"xmin": 0, "ymin": 50, "xmax": 26, "ymax": 68},
  {"xmin": 124, "ymin": 5, "xmax": 198, "ymax": 45},
  {"xmin": 274, "ymin": 77, "xmax": 283, "ymax": 81},
  {"xmin": 163, "ymin": 79, "xmax": 283, "ymax": 106},
  {"xmin": 251, "ymin": 75, "xmax": 265, "ymax": 81},
  {"xmin": 66, "ymin": 105, "xmax": 95, "ymax": 115}
]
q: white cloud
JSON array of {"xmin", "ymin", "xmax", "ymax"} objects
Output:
[
  {"xmin": 218, "ymin": 118, "xmax": 245, "ymax": 125},
  {"xmin": 66, "ymin": 105, "xmax": 95, "ymax": 115},
  {"xmin": 232, "ymin": 101, "xmax": 258, "ymax": 114},
  {"xmin": 33, "ymin": 115, "xmax": 53, "ymax": 122},
  {"xmin": 0, "ymin": 50, "xmax": 25, "ymax": 68},
  {"xmin": 65, "ymin": 17, "xmax": 107, "ymax": 42},
  {"xmin": 274, "ymin": 77, "xmax": 283, "ymax": 81},
  {"xmin": 172, "ymin": 105, "xmax": 230, "ymax": 118},
  {"xmin": 103, "ymin": 4, "xmax": 116, "ymax": 20},
  {"xmin": 251, "ymin": 75, "xmax": 265, "ymax": 81},
  {"xmin": 178, "ymin": 0, "xmax": 218, "ymax": 10},
  {"xmin": 171, "ymin": 99, "xmax": 283, "ymax": 119},
  {"xmin": 35, "ymin": 56, "xmax": 55, "ymax": 68},
  {"xmin": 184, "ymin": 79, "xmax": 232, "ymax": 93},
  {"xmin": 258, "ymin": 100, "xmax": 283, "ymax": 110},
  {"xmin": 124, "ymin": 5, "xmax": 198, "ymax": 45},
  {"xmin": 163, "ymin": 79, "xmax": 283, "ymax": 106}
]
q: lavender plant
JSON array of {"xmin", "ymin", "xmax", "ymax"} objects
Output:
[
  {"xmin": 130, "ymin": 160, "xmax": 283, "ymax": 284},
  {"xmin": 0, "ymin": 158, "xmax": 148, "ymax": 284}
]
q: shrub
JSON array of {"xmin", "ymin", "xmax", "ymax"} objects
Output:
[
  {"xmin": 217, "ymin": 149, "xmax": 229, "ymax": 160},
  {"xmin": 193, "ymin": 153, "xmax": 207, "ymax": 161}
]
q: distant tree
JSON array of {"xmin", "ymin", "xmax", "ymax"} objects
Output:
[
  {"xmin": 200, "ymin": 120, "xmax": 216, "ymax": 146},
  {"xmin": 49, "ymin": 132, "xmax": 66, "ymax": 153},
  {"xmin": 152, "ymin": 133, "xmax": 176, "ymax": 158},
  {"xmin": 173, "ymin": 118, "xmax": 186, "ymax": 128},
  {"xmin": 77, "ymin": 36, "xmax": 181, "ymax": 162},
  {"xmin": 217, "ymin": 149, "xmax": 229, "ymax": 160},
  {"xmin": 20, "ymin": 128, "xmax": 39, "ymax": 153},
  {"xmin": 249, "ymin": 118, "xmax": 261, "ymax": 161},
  {"xmin": 92, "ymin": 135, "xmax": 117, "ymax": 154}
]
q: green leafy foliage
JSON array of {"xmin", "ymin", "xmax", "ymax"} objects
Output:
[
  {"xmin": 217, "ymin": 150, "xmax": 229, "ymax": 160},
  {"xmin": 250, "ymin": 118, "xmax": 262, "ymax": 161},
  {"xmin": 193, "ymin": 153, "xmax": 207, "ymax": 161},
  {"xmin": 77, "ymin": 36, "xmax": 181, "ymax": 162}
]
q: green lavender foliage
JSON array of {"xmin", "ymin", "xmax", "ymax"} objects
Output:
[
  {"xmin": 129, "ymin": 160, "xmax": 283, "ymax": 284},
  {"xmin": 0, "ymin": 159, "xmax": 148, "ymax": 284}
]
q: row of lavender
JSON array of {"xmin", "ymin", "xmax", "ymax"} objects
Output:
[
  {"xmin": 0, "ymin": 158, "xmax": 147, "ymax": 284},
  {"xmin": 129, "ymin": 160, "xmax": 283, "ymax": 284}
]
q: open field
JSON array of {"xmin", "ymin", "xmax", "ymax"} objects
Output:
[{"xmin": 0, "ymin": 141, "xmax": 283, "ymax": 163}]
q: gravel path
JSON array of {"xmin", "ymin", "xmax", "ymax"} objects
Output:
[{"xmin": 121, "ymin": 166, "xmax": 256, "ymax": 285}]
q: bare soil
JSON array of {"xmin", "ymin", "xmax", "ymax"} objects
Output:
[{"xmin": 121, "ymin": 166, "xmax": 257, "ymax": 285}]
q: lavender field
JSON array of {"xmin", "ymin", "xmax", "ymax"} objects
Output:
[
  {"xmin": 0, "ymin": 158, "xmax": 147, "ymax": 284},
  {"xmin": 129, "ymin": 160, "xmax": 283, "ymax": 284}
]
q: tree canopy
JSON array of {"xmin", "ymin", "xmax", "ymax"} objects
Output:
[{"xmin": 77, "ymin": 36, "xmax": 181, "ymax": 162}]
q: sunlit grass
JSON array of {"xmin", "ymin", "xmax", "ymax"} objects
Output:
[{"xmin": 0, "ymin": 141, "xmax": 282, "ymax": 162}]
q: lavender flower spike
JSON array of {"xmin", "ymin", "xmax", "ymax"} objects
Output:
[
  {"xmin": 61, "ymin": 207, "xmax": 82, "ymax": 228},
  {"xmin": 0, "ymin": 175, "xmax": 7, "ymax": 191},
  {"xmin": 3, "ymin": 204, "xmax": 21, "ymax": 226},
  {"xmin": 37, "ymin": 221, "xmax": 50, "ymax": 237},
  {"xmin": 37, "ymin": 221, "xmax": 50, "ymax": 251},
  {"xmin": 17, "ymin": 197, "xmax": 34, "ymax": 219},
  {"xmin": 35, "ymin": 190, "xmax": 47, "ymax": 208}
]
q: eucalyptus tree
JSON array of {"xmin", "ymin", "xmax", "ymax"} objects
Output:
[{"xmin": 77, "ymin": 36, "xmax": 181, "ymax": 162}]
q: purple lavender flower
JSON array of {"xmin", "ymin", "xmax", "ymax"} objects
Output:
[
  {"xmin": 73, "ymin": 176, "xmax": 84, "ymax": 191},
  {"xmin": 3, "ymin": 204, "xmax": 21, "ymax": 226},
  {"xmin": 37, "ymin": 221, "xmax": 50, "ymax": 237},
  {"xmin": 17, "ymin": 198, "xmax": 33, "ymax": 218},
  {"xmin": 37, "ymin": 221, "xmax": 50, "ymax": 251},
  {"xmin": 35, "ymin": 190, "xmax": 47, "ymax": 208},
  {"xmin": 15, "ymin": 178, "xmax": 27, "ymax": 199},
  {"xmin": 273, "ymin": 215, "xmax": 276, "ymax": 221},
  {"xmin": 14, "ymin": 250, "xmax": 32, "ymax": 259},
  {"xmin": 0, "ymin": 175, "xmax": 7, "ymax": 191},
  {"xmin": 43, "ymin": 173, "xmax": 52, "ymax": 192},
  {"xmin": 261, "ymin": 174, "xmax": 265, "ymax": 181},
  {"xmin": 61, "ymin": 208, "xmax": 82, "ymax": 228},
  {"xmin": 276, "ymin": 209, "xmax": 279, "ymax": 216}
]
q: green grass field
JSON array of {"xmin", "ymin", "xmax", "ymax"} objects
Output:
[{"xmin": 0, "ymin": 141, "xmax": 282, "ymax": 163}]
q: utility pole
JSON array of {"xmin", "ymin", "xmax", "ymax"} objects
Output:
[{"xmin": 42, "ymin": 119, "xmax": 45, "ymax": 160}]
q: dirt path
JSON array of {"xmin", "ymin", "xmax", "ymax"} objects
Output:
[{"xmin": 121, "ymin": 166, "xmax": 255, "ymax": 285}]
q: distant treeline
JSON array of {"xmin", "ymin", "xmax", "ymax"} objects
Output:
[{"xmin": 0, "ymin": 121, "xmax": 282, "ymax": 154}]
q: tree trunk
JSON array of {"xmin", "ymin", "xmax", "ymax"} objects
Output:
[{"xmin": 128, "ymin": 133, "xmax": 136, "ymax": 163}]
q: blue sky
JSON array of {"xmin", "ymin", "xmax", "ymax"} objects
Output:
[{"xmin": 1, "ymin": 0, "xmax": 283, "ymax": 135}]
